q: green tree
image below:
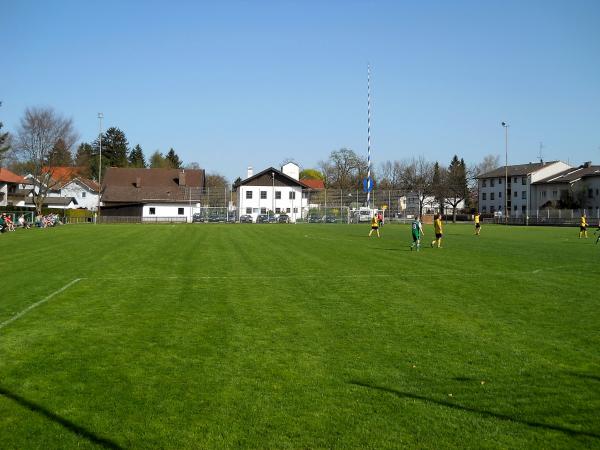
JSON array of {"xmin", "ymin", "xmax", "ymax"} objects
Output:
[
  {"xmin": 431, "ymin": 162, "xmax": 446, "ymax": 214},
  {"xmin": 128, "ymin": 144, "xmax": 146, "ymax": 168},
  {"xmin": 47, "ymin": 138, "xmax": 74, "ymax": 166},
  {"xmin": 75, "ymin": 143, "xmax": 93, "ymax": 178},
  {"xmin": 92, "ymin": 127, "xmax": 129, "ymax": 175},
  {"xmin": 445, "ymin": 155, "xmax": 468, "ymax": 222},
  {"xmin": 149, "ymin": 150, "xmax": 167, "ymax": 168},
  {"xmin": 165, "ymin": 148, "xmax": 182, "ymax": 169},
  {"xmin": 0, "ymin": 101, "xmax": 11, "ymax": 167},
  {"xmin": 299, "ymin": 168, "xmax": 324, "ymax": 180}
]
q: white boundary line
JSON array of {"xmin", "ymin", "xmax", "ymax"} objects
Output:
[{"xmin": 0, "ymin": 278, "xmax": 83, "ymax": 331}]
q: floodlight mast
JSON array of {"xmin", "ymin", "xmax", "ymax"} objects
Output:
[
  {"xmin": 97, "ymin": 112, "xmax": 104, "ymax": 220},
  {"xmin": 502, "ymin": 121, "xmax": 509, "ymax": 223}
]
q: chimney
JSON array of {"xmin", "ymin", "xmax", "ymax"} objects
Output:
[
  {"xmin": 247, "ymin": 166, "xmax": 253, "ymax": 178},
  {"xmin": 135, "ymin": 176, "xmax": 142, "ymax": 188},
  {"xmin": 179, "ymin": 170, "xmax": 186, "ymax": 186}
]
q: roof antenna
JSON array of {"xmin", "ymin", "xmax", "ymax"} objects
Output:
[{"xmin": 538, "ymin": 142, "xmax": 544, "ymax": 164}]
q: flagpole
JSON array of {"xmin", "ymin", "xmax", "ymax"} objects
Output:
[{"xmin": 366, "ymin": 64, "xmax": 372, "ymax": 208}]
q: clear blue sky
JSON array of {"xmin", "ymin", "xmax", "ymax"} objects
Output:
[{"xmin": 2, "ymin": 0, "xmax": 599, "ymax": 181}]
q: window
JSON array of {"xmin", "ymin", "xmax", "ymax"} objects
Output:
[
  {"xmin": 246, "ymin": 190, "xmax": 253, "ymax": 199},
  {"xmin": 498, "ymin": 205, "xmax": 502, "ymax": 211},
  {"xmin": 541, "ymin": 191, "xmax": 546, "ymax": 198},
  {"xmin": 490, "ymin": 193, "xmax": 495, "ymax": 200},
  {"xmin": 482, "ymin": 206, "xmax": 487, "ymax": 212},
  {"xmin": 82, "ymin": 192, "xmax": 86, "ymax": 198},
  {"xmin": 522, "ymin": 177, "xmax": 526, "ymax": 185},
  {"xmin": 302, "ymin": 191, "xmax": 309, "ymax": 198},
  {"xmin": 522, "ymin": 205, "xmax": 526, "ymax": 213},
  {"xmin": 490, "ymin": 179, "xmax": 495, "ymax": 187},
  {"xmin": 178, "ymin": 208, "xmax": 184, "ymax": 215},
  {"xmin": 589, "ymin": 189, "xmax": 594, "ymax": 199},
  {"xmin": 482, "ymin": 193, "xmax": 487, "ymax": 200},
  {"xmin": 596, "ymin": 189, "xmax": 599, "ymax": 196},
  {"xmin": 275, "ymin": 207, "xmax": 281, "ymax": 213},
  {"xmin": 490, "ymin": 206, "xmax": 495, "ymax": 213},
  {"xmin": 513, "ymin": 177, "xmax": 517, "ymax": 183},
  {"xmin": 149, "ymin": 207, "xmax": 156, "ymax": 215},
  {"xmin": 482, "ymin": 180, "xmax": 487, "ymax": 187},
  {"xmin": 293, "ymin": 207, "xmax": 298, "ymax": 213},
  {"xmin": 552, "ymin": 190, "xmax": 557, "ymax": 198},
  {"xmin": 286, "ymin": 208, "xmax": 291, "ymax": 213},
  {"xmin": 260, "ymin": 191, "xmax": 267, "ymax": 199},
  {"xmin": 522, "ymin": 191, "xmax": 526, "ymax": 199},
  {"xmin": 514, "ymin": 205, "xmax": 518, "ymax": 211},
  {"xmin": 260, "ymin": 207, "xmax": 266, "ymax": 214},
  {"xmin": 289, "ymin": 191, "xmax": 296, "ymax": 200},
  {"xmin": 498, "ymin": 178, "xmax": 502, "ymax": 185},
  {"xmin": 499, "ymin": 191, "xmax": 502, "ymax": 199},
  {"xmin": 514, "ymin": 191, "xmax": 518, "ymax": 198},
  {"xmin": 275, "ymin": 191, "xmax": 281, "ymax": 199},
  {"xmin": 246, "ymin": 207, "xmax": 252, "ymax": 214}
]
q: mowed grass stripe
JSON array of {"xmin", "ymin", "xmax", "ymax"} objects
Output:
[{"xmin": 0, "ymin": 223, "xmax": 598, "ymax": 448}]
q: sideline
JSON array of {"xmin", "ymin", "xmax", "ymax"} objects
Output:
[{"xmin": 0, "ymin": 278, "xmax": 83, "ymax": 331}]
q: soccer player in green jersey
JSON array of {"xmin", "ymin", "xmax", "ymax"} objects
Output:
[{"xmin": 410, "ymin": 216, "xmax": 424, "ymax": 251}]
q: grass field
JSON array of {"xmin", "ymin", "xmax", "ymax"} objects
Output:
[{"xmin": 0, "ymin": 222, "xmax": 598, "ymax": 449}]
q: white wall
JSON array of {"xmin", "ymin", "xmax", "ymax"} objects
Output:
[
  {"xmin": 143, "ymin": 204, "xmax": 193, "ymax": 222},
  {"xmin": 0, "ymin": 183, "xmax": 6, "ymax": 207},
  {"xmin": 61, "ymin": 182, "xmax": 99, "ymax": 210},
  {"xmin": 237, "ymin": 185, "xmax": 307, "ymax": 222}
]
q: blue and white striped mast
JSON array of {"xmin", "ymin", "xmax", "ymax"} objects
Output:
[{"xmin": 366, "ymin": 64, "xmax": 373, "ymax": 208}]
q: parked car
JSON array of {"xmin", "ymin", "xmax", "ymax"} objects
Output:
[
  {"xmin": 256, "ymin": 214, "xmax": 269, "ymax": 223},
  {"xmin": 278, "ymin": 214, "xmax": 290, "ymax": 223},
  {"xmin": 308, "ymin": 216, "xmax": 321, "ymax": 223},
  {"xmin": 192, "ymin": 213, "xmax": 205, "ymax": 223},
  {"xmin": 322, "ymin": 215, "xmax": 337, "ymax": 223},
  {"xmin": 239, "ymin": 214, "xmax": 253, "ymax": 223}
]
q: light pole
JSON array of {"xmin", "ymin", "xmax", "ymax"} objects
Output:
[
  {"xmin": 97, "ymin": 112, "xmax": 104, "ymax": 219},
  {"xmin": 502, "ymin": 121, "xmax": 509, "ymax": 222}
]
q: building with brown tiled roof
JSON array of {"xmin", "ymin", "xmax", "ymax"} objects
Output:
[
  {"xmin": 0, "ymin": 168, "xmax": 28, "ymax": 207},
  {"xmin": 101, "ymin": 167, "xmax": 206, "ymax": 221}
]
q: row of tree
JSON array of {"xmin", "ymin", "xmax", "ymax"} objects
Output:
[
  {"xmin": 1, "ymin": 106, "xmax": 501, "ymax": 219},
  {"xmin": 309, "ymin": 148, "xmax": 500, "ymax": 221}
]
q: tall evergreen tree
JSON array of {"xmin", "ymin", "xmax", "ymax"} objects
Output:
[
  {"xmin": 47, "ymin": 138, "xmax": 74, "ymax": 166},
  {"xmin": 431, "ymin": 162, "xmax": 446, "ymax": 214},
  {"xmin": 128, "ymin": 144, "xmax": 146, "ymax": 168},
  {"xmin": 92, "ymin": 127, "xmax": 129, "ymax": 174},
  {"xmin": 165, "ymin": 148, "xmax": 182, "ymax": 169},
  {"xmin": 445, "ymin": 155, "xmax": 468, "ymax": 222},
  {"xmin": 75, "ymin": 142, "xmax": 93, "ymax": 178}
]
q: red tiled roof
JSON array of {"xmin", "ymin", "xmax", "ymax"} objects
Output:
[
  {"xmin": 300, "ymin": 178, "xmax": 325, "ymax": 190},
  {"xmin": 42, "ymin": 166, "xmax": 85, "ymax": 184},
  {"xmin": 0, "ymin": 168, "xmax": 27, "ymax": 184}
]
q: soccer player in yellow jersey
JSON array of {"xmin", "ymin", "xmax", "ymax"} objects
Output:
[
  {"xmin": 595, "ymin": 221, "xmax": 600, "ymax": 244},
  {"xmin": 474, "ymin": 212, "xmax": 481, "ymax": 235},
  {"xmin": 579, "ymin": 214, "xmax": 588, "ymax": 238},
  {"xmin": 368, "ymin": 214, "xmax": 380, "ymax": 237},
  {"xmin": 431, "ymin": 214, "xmax": 443, "ymax": 248}
]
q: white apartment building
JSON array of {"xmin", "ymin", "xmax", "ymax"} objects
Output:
[{"xmin": 477, "ymin": 161, "xmax": 571, "ymax": 216}]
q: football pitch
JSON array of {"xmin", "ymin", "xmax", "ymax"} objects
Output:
[{"xmin": 0, "ymin": 223, "xmax": 598, "ymax": 449}]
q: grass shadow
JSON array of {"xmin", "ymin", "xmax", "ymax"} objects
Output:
[
  {"xmin": 0, "ymin": 386, "xmax": 123, "ymax": 449},
  {"xmin": 565, "ymin": 372, "xmax": 600, "ymax": 382},
  {"xmin": 349, "ymin": 380, "xmax": 599, "ymax": 440}
]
